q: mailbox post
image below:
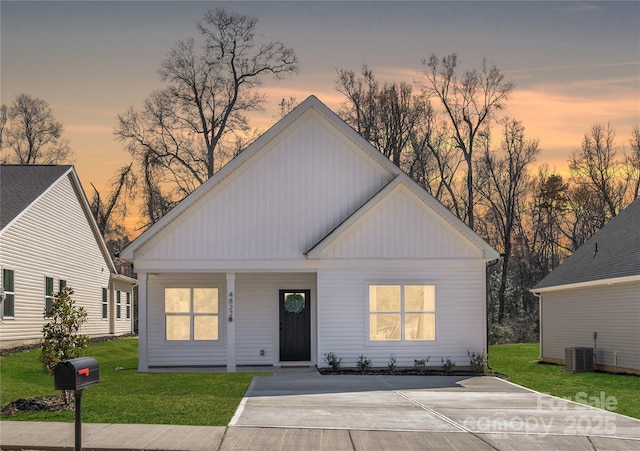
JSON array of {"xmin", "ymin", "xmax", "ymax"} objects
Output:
[{"xmin": 54, "ymin": 357, "xmax": 99, "ymax": 451}]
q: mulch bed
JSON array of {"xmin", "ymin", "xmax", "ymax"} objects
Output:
[
  {"xmin": 317, "ymin": 368, "xmax": 506, "ymax": 377},
  {"xmin": 1, "ymin": 395, "xmax": 72, "ymax": 416}
]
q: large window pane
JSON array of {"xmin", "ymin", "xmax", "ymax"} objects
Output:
[
  {"xmin": 194, "ymin": 288, "xmax": 218, "ymax": 313},
  {"xmin": 405, "ymin": 285, "xmax": 435, "ymax": 312},
  {"xmin": 369, "ymin": 285, "xmax": 400, "ymax": 312},
  {"xmin": 194, "ymin": 315, "xmax": 218, "ymax": 340},
  {"xmin": 405, "ymin": 313, "xmax": 435, "ymax": 340},
  {"xmin": 166, "ymin": 316, "xmax": 190, "ymax": 340},
  {"xmin": 370, "ymin": 314, "xmax": 401, "ymax": 340},
  {"xmin": 165, "ymin": 288, "xmax": 190, "ymax": 313}
]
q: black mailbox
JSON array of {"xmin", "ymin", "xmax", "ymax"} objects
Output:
[{"xmin": 54, "ymin": 357, "xmax": 99, "ymax": 391}]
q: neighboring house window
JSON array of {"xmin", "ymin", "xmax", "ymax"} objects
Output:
[
  {"xmin": 369, "ymin": 284, "xmax": 436, "ymax": 341},
  {"xmin": 59, "ymin": 279, "xmax": 67, "ymax": 291},
  {"xmin": 165, "ymin": 288, "xmax": 219, "ymax": 341},
  {"xmin": 102, "ymin": 288, "xmax": 108, "ymax": 319},
  {"xmin": 116, "ymin": 291, "xmax": 121, "ymax": 319},
  {"xmin": 126, "ymin": 292, "xmax": 131, "ymax": 319},
  {"xmin": 45, "ymin": 277, "xmax": 54, "ymax": 311},
  {"xmin": 2, "ymin": 269, "xmax": 15, "ymax": 318}
]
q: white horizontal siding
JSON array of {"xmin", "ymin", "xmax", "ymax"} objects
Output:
[
  {"xmin": 0, "ymin": 175, "xmax": 112, "ymax": 344},
  {"xmin": 322, "ymin": 185, "xmax": 482, "ymax": 259},
  {"xmin": 317, "ymin": 263, "xmax": 486, "ymax": 368},
  {"xmin": 146, "ymin": 273, "xmax": 227, "ymax": 366},
  {"xmin": 235, "ymin": 273, "xmax": 316, "ymax": 365},
  {"xmin": 136, "ymin": 111, "xmax": 393, "ymax": 262},
  {"xmin": 542, "ymin": 281, "xmax": 640, "ymax": 370}
]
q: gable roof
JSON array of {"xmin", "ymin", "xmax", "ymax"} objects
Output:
[
  {"xmin": 0, "ymin": 164, "xmax": 117, "ymax": 274},
  {"xmin": 534, "ymin": 197, "xmax": 640, "ymax": 291},
  {"xmin": 0, "ymin": 165, "xmax": 73, "ymax": 230},
  {"xmin": 120, "ymin": 95, "xmax": 498, "ymax": 261},
  {"xmin": 306, "ymin": 176, "xmax": 492, "ymax": 259}
]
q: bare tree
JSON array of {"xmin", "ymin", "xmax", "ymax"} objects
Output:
[
  {"xmin": 625, "ymin": 125, "xmax": 640, "ymax": 200},
  {"xmin": 569, "ymin": 123, "xmax": 626, "ymax": 219},
  {"xmin": 89, "ymin": 163, "xmax": 137, "ymax": 256},
  {"xmin": 0, "ymin": 94, "xmax": 72, "ymax": 164},
  {"xmin": 419, "ymin": 54, "xmax": 514, "ymax": 229},
  {"xmin": 336, "ymin": 66, "xmax": 430, "ymax": 167},
  {"xmin": 476, "ymin": 119, "xmax": 539, "ymax": 323},
  {"xmin": 115, "ymin": 8, "xmax": 298, "ymax": 226}
]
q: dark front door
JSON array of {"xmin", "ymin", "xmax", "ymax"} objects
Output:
[{"xmin": 279, "ymin": 290, "xmax": 311, "ymax": 361}]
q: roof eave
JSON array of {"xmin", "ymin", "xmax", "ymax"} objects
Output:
[{"xmin": 532, "ymin": 274, "xmax": 640, "ymax": 293}]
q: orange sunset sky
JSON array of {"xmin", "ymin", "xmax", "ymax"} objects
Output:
[{"xmin": 2, "ymin": 1, "xmax": 639, "ymax": 233}]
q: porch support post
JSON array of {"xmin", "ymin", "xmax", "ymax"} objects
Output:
[
  {"xmin": 137, "ymin": 273, "xmax": 148, "ymax": 372},
  {"xmin": 226, "ymin": 273, "xmax": 236, "ymax": 372}
]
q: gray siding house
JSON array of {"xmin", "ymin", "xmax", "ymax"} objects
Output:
[
  {"xmin": 0, "ymin": 165, "xmax": 136, "ymax": 348},
  {"xmin": 532, "ymin": 198, "xmax": 640, "ymax": 374}
]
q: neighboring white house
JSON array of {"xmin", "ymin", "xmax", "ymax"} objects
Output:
[
  {"xmin": 120, "ymin": 96, "xmax": 499, "ymax": 372},
  {"xmin": 0, "ymin": 165, "xmax": 136, "ymax": 348},
  {"xmin": 532, "ymin": 198, "xmax": 640, "ymax": 375}
]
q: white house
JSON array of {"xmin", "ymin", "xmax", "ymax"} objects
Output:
[
  {"xmin": 120, "ymin": 96, "xmax": 499, "ymax": 372},
  {"xmin": 533, "ymin": 198, "xmax": 640, "ymax": 375},
  {"xmin": 0, "ymin": 165, "xmax": 136, "ymax": 348}
]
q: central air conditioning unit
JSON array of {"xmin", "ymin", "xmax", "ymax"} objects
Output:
[{"xmin": 565, "ymin": 347, "xmax": 593, "ymax": 373}]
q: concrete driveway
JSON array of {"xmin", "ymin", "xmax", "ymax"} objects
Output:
[{"xmin": 230, "ymin": 368, "xmax": 640, "ymax": 450}]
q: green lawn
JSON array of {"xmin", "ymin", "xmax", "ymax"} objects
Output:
[
  {"xmin": 0, "ymin": 337, "xmax": 267, "ymax": 425},
  {"xmin": 489, "ymin": 343, "xmax": 640, "ymax": 419}
]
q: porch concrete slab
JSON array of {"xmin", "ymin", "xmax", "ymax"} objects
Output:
[
  {"xmin": 349, "ymin": 430, "xmax": 495, "ymax": 450},
  {"xmin": 220, "ymin": 426, "xmax": 353, "ymax": 451},
  {"xmin": 589, "ymin": 436, "xmax": 640, "ymax": 450}
]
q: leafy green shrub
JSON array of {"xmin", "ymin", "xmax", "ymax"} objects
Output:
[
  {"xmin": 356, "ymin": 355, "xmax": 372, "ymax": 374},
  {"xmin": 323, "ymin": 352, "xmax": 343, "ymax": 373},
  {"xmin": 41, "ymin": 287, "xmax": 88, "ymax": 375}
]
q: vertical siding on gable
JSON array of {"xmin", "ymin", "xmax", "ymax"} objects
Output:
[
  {"xmin": 542, "ymin": 281, "xmax": 640, "ymax": 370},
  {"xmin": 317, "ymin": 263, "xmax": 486, "ymax": 368},
  {"xmin": 0, "ymin": 175, "xmax": 112, "ymax": 344},
  {"xmin": 323, "ymin": 187, "xmax": 482, "ymax": 259},
  {"xmin": 136, "ymin": 112, "xmax": 393, "ymax": 262}
]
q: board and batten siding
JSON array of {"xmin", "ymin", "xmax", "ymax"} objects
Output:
[
  {"xmin": 0, "ymin": 174, "xmax": 111, "ymax": 344},
  {"xmin": 134, "ymin": 111, "xmax": 394, "ymax": 263},
  {"xmin": 541, "ymin": 281, "xmax": 640, "ymax": 371},
  {"xmin": 320, "ymin": 185, "xmax": 483, "ymax": 260},
  {"xmin": 317, "ymin": 262, "xmax": 487, "ymax": 368}
]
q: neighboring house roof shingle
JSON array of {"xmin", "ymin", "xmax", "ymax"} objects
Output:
[
  {"xmin": 534, "ymin": 197, "xmax": 640, "ymax": 290},
  {"xmin": 0, "ymin": 165, "xmax": 73, "ymax": 230}
]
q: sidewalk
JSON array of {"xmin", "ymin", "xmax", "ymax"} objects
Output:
[{"xmin": 2, "ymin": 421, "xmax": 640, "ymax": 450}]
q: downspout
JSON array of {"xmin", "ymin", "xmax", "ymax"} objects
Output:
[
  {"xmin": 486, "ymin": 255, "xmax": 503, "ymax": 369},
  {"xmin": 532, "ymin": 291, "xmax": 542, "ymax": 360}
]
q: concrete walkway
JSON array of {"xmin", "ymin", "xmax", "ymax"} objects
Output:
[{"xmin": 2, "ymin": 369, "xmax": 640, "ymax": 450}]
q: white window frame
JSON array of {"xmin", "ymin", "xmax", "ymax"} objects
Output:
[
  {"xmin": 116, "ymin": 290, "xmax": 121, "ymax": 319},
  {"xmin": 1, "ymin": 268, "xmax": 16, "ymax": 319},
  {"xmin": 45, "ymin": 276, "xmax": 55, "ymax": 312},
  {"xmin": 367, "ymin": 283, "xmax": 437, "ymax": 343},
  {"xmin": 126, "ymin": 292, "xmax": 131, "ymax": 319},
  {"xmin": 164, "ymin": 287, "xmax": 220, "ymax": 342},
  {"xmin": 102, "ymin": 287, "xmax": 108, "ymax": 320}
]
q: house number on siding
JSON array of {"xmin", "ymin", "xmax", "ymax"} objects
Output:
[{"xmin": 228, "ymin": 292, "xmax": 233, "ymax": 322}]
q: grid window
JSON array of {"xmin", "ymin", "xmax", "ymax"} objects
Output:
[
  {"xmin": 116, "ymin": 291, "xmax": 121, "ymax": 319},
  {"xmin": 369, "ymin": 284, "xmax": 435, "ymax": 341},
  {"xmin": 165, "ymin": 288, "xmax": 218, "ymax": 341}
]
